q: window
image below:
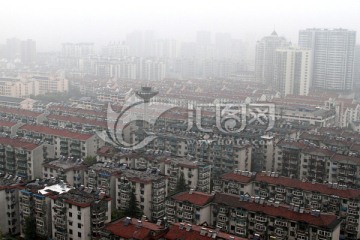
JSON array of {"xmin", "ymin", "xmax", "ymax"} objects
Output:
[
  {"xmin": 69, "ymin": 229, "xmax": 73, "ymax": 234},
  {"xmin": 78, "ymin": 223, "xmax": 81, "ymax": 228},
  {"xmin": 69, "ymin": 212, "xmax": 72, "ymax": 217},
  {"xmin": 78, "ymin": 215, "xmax": 81, "ymax": 220},
  {"xmin": 77, "ymin": 206, "xmax": 81, "ymax": 211},
  {"xmin": 69, "ymin": 221, "xmax": 73, "ymax": 226},
  {"xmin": 78, "ymin": 232, "xmax": 81, "ymax": 237}
]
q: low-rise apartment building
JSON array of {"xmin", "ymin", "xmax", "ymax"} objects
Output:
[
  {"xmin": 165, "ymin": 190, "xmax": 214, "ymax": 225},
  {"xmin": 0, "ymin": 137, "xmax": 54, "ymax": 180},
  {"xmin": 116, "ymin": 169, "xmax": 167, "ymax": 222},
  {"xmin": 17, "ymin": 124, "xmax": 104, "ymax": 158},
  {"xmin": 51, "ymin": 188, "xmax": 111, "ymax": 240}
]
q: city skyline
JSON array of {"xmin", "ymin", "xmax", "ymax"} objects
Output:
[{"xmin": 1, "ymin": 0, "xmax": 360, "ymax": 51}]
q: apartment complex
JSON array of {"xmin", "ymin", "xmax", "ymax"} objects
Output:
[
  {"xmin": 51, "ymin": 188, "xmax": 111, "ymax": 240},
  {"xmin": 0, "ymin": 74, "xmax": 69, "ymax": 98},
  {"xmin": 299, "ymin": 28, "xmax": 356, "ymax": 90},
  {"xmin": 42, "ymin": 157, "xmax": 87, "ymax": 187},
  {"xmin": 165, "ymin": 157, "xmax": 211, "ymax": 193},
  {"xmin": 255, "ymin": 31, "xmax": 289, "ymax": 84},
  {"xmin": 274, "ymin": 47, "xmax": 312, "ymax": 96},
  {"xmin": 116, "ymin": 169, "xmax": 166, "ymax": 222},
  {"xmin": 16, "ymin": 124, "xmax": 104, "ymax": 158},
  {"xmin": 212, "ymin": 193, "xmax": 341, "ymax": 239},
  {"xmin": 0, "ymin": 176, "xmax": 23, "ymax": 236},
  {"xmin": 0, "ymin": 137, "xmax": 54, "ymax": 180},
  {"xmin": 19, "ymin": 179, "xmax": 72, "ymax": 238},
  {"xmin": 165, "ymin": 190, "xmax": 214, "ymax": 225}
]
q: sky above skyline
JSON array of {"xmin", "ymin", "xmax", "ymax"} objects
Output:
[{"xmin": 1, "ymin": 0, "xmax": 359, "ymax": 51}]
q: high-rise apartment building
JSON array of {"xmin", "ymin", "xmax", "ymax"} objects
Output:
[
  {"xmin": 255, "ymin": 31, "xmax": 289, "ymax": 84},
  {"xmin": 298, "ymin": 28, "xmax": 356, "ymax": 90},
  {"xmin": 354, "ymin": 45, "xmax": 360, "ymax": 89},
  {"xmin": 62, "ymin": 43, "xmax": 94, "ymax": 57},
  {"xmin": 274, "ymin": 47, "xmax": 312, "ymax": 96},
  {"xmin": 5, "ymin": 38, "xmax": 36, "ymax": 64},
  {"xmin": 21, "ymin": 39, "xmax": 36, "ymax": 65}
]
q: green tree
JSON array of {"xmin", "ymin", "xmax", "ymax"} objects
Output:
[
  {"xmin": 24, "ymin": 216, "xmax": 37, "ymax": 240},
  {"xmin": 121, "ymin": 190, "xmax": 143, "ymax": 219},
  {"xmin": 111, "ymin": 208, "xmax": 123, "ymax": 221},
  {"xmin": 83, "ymin": 156, "xmax": 97, "ymax": 166},
  {"xmin": 173, "ymin": 172, "xmax": 189, "ymax": 194}
]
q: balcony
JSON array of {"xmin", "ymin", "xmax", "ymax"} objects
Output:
[
  {"xmin": 183, "ymin": 205, "xmax": 193, "ymax": 212},
  {"xmin": 275, "ymin": 220, "xmax": 287, "ymax": 227},
  {"xmin": 151, "ymin": 196, "xmax": 165, "ymax": 204},
  {"xmin": 275, "ymin": 187, "xmax": 286, "ymax": 193},
  {"xmin": 152, "ymin": 210, "xmax": 165, "ymax": 219},
  {"xmin": 292, "ymin": 190, "xmax": 303, "ymax": 197},
  {"xmin": 236, "ymin": 220, "xmax": 247, "ymax": 227},
  {"xmin": 348, "ymin": 202, "xmax": 358, "ymax": 208},
  {"xmin": 275, "ymin": 194, "xmax": 285, "ymax": 201},
  {"xmin": 236, "ymin": 211, "xmax": 247, "ymax": 218},
  {"xmin": 165, "ymin": 201, "xmax": 175, "ymax": 207},
  {"xmin": 255, "ymin": 223, "xmax": 266, "ymax": 232},
  {"xmin": 166, "ymin": 208, "xmax": 175, "ymax": 215},
  {"xmin": 255, "ymin": 215, "xmax": 267, "ymax": 223},
  {"xmin": 153, "ymin": 181, "xmax": 165, "ymax": 189}
]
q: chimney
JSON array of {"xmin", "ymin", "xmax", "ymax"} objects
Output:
[
  {"xmin": 124, "ymin": 217, "xmax": 131, "ymax": 226},
  {"xmin": 185, "ymin": 224, "xmax": 192, "ymax": 231},
  {"xmin": 189, "ymin": 189, "xmax": 193, "ymax": 194},
  {"xmin": 136, "ymin": 220, "xmax": 142, "ymax": 228}
]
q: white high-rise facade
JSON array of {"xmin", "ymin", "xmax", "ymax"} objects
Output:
[
  {"xmin": 274, "ymin": 47, "xmax": 312, "ymax": 96},
  {"xmin": 255, "ymin": 31, "xmax": 289, "ymax": 84},
  {"xmin": 298, "ymin": 28, "xmax": 356, "ymax": 91}
]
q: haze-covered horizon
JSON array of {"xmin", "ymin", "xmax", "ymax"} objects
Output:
[{"xmin": 1, "ymin": 0, "xmax": 360, "ymax": 52}]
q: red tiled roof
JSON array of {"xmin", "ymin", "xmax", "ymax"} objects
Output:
[
  {"xmin": 299, "ymin": 132, "xmax": 326, "ymax": 141},
  {"xmin": 0, "ymin": 106, "xmax": 43, "ymax": 118},
  {"xmin": 19, "ymin": 124, "xmax": 94, "ymax": 141},
  {"xmin": 302, "ymin": 147, "xmax": 335, "ymax": 157},
  {"xmin": 277, "ymin": 140, "xmax": 307, "ymax": 149},
  {"xmin": 172, "ymin": 191, "xmax": 213, "ymax": 206},
  {"xmin": 221, "ymin": 172, "xmax": 254, "ymax": 183},
  {"xmin": 97, "ymin": 146, "xmax": 116, "ymax": 157},
  {"xmin": 255, "ymin": 174, "xmax": 360, "ymax": 199},
  {"xmin": 0, "ymin": 137, "xmax": 40, "ymax": 150},
  {"xmin": 178, "ymin": 162, "xmax": 198, "ymax": 169},
  {"xmin": 0, "ymin": 120, "xmax": 17, "ymax": 128},
  {"xmin": 48, "ymin": 105, "xmax": 106, "ymax": 118},
  {"xmin": 331, "ymin": 154, "xmax": 360, "ymax": 165},
  {"xmin": 165, "ymin": 223, "xmax": 246, "ymax": 240},
  {"xmin": 105, "ymin": 218, "xmax": 167, "ymax": 240},
  {"xmin": 47, "ymin": 114, "xmax": 107, "ymax": 128},
  {"xmin": 214, "ymin": 193, "xmax": 340, "ymax": 229}
]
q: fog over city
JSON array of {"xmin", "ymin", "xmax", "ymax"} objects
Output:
[
  {"xmin": 1, "ymin": 0, "xmax": 360, "ymax": 51},
  {"xmin": 1, "ymin": 1, "xmax": 360, "ymax": 240}
]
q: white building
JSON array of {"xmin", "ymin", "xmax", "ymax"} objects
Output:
[
  {"xmin": 298, "ymin": 28, "xmax": 356, "ymax": 90},
  {"xmin": 274, "ymin": 47, "xmax": 312, "ymax": 96},
  {"xmin": 51, "ymin": 188, "xmax": 111, "ymax": 240},
  {"xmin": 255, "ymin": 31, "xmax": 289, "ymax": 84}
]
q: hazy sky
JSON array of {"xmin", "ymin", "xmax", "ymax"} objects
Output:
[{"xmin": 1, "ymin": 0, "xmax": 359, "ymax": 51}]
